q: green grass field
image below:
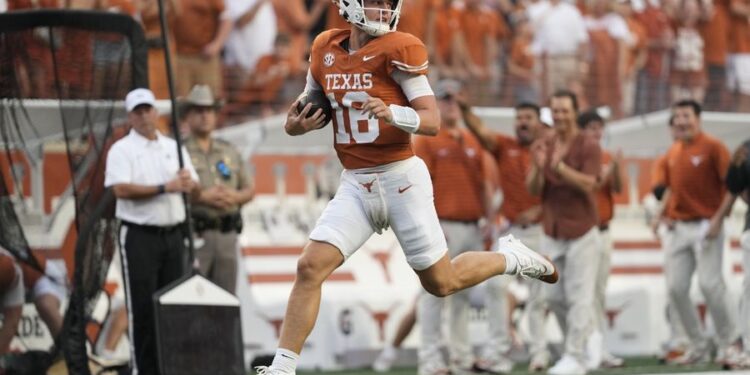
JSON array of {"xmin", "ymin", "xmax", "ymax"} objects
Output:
[{"xmin": 293, "ymin": 357, "xmax": 727, "ymax": 374}]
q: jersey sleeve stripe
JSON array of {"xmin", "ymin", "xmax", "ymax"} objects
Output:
[{"xmin": 391, "ymin": 60, "xmax": 429, "ymax": 71}]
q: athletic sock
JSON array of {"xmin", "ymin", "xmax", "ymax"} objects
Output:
[
  {"xmin": 502, "ymin": 253, "xmax": 518, "ymax": 275},
  {"xmin": 270, "ymin": 348, "xmax": 299, "ymax": 374}
]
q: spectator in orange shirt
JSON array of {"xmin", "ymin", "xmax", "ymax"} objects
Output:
[
  {"xmin": 702, "ymin": 0, "xmax": 731, "ymax": 111},
  {"xmin": 7, "ymin": 0, "xmax": 60, "ymax": 98},
  {"xmin": 457, "ymin": 0, "xmax": 508, "ymax": 82},
  {"xmin": 585, "ymin": 0, "xmax": 633, "ymax": 118},
  {"xmin": 396, "ymin": 0, "xmax": 440, "ymax": 49},
  {"xmin": 173, "ymin": 0, "xmax": 233, "ymax": 96},
  {"xmin": 273, "ymin": 0, "xmax": 328, "ymax": 76},
  {"xmin": 615, "ymin": 0, "xmax": 648, "ymax": 116},
  {"xmin": 463, "ymin": 100, "xmax": 550, "ymax": 372},
  {"xmin": 138, "ymin": 0, "xmax": 180, "ymax": 101},
  {"xmin": 225, "ymin": 33, "xmax": 292, "ymax": 118},
  {"xmin": 669, "ymin": 0, "xmax": 709, "ymax": 103},
  {"xmin": 413, "ymin": 79, "xmax": 497, "ymax": 375},
  {"xmin": 432, "ymin": 0, "xmax": 471, "ymax": 80},
  {"xmin": 659, "ymin": 99, "xmax": 739, "ymax": 365},
  {"xmin": 578, "ymin": 110, "xmax": 625, "ymax": 370},
  {"xmin": 634, "ymin": 0, "xmax": 673, "ymax": 113},
  {"xmin": 91, "ymin": 0, "xmax": 137, "ymax": 98},
  {"xmin": 506, "ymin": 14, "xmax": 538, "ymax": 104}
]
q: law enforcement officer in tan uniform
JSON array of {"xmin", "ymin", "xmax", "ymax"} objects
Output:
[{"xmin": 183, "ymin": 85, "xmax": 254, "ymax": 294}]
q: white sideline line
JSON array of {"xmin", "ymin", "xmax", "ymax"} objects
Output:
[{"xmin": 640, "ymin": 372, "xmax": 750, "ymax": 375}]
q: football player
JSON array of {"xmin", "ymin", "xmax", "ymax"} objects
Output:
[{"xmin": 256, "ymin": 1, "xmax": 558, "ymax": 374}]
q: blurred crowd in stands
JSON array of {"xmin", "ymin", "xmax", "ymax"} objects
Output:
[{"xmin": 4, "ymin": 0, "xmax": 750, "ymax": 122}]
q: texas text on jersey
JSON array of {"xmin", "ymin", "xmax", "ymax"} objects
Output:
[{"xmin": 309, "ymin": 28, "xmax": 429, "ymax": 169}]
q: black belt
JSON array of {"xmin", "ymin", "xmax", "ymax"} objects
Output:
[
  {"xmin": 193, "ymin": 213, "xmax": 243, "ymax": 234},
  {"xmin": 122, "ymin": 221, "xmax": 183, "ymax": 235},
  {"xmin": 512, "ymin": 223, "xmax": 536, "ymax": 229},
  {"xmin": 145, "ymin": 37, "xmax": 165, "ymax": 50},
  {"xmin": 678, "ymin": 218, "xmax": 705, "ymax": 223}
]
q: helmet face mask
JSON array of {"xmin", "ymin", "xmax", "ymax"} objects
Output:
[{"xmin": 337, "ymin": 0, "xmax": 403, "ymax": 37}]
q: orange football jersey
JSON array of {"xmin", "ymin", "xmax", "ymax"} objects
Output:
[{"xmin": 309, "ymin": 29, "xmax": 429, "ymax": 169}]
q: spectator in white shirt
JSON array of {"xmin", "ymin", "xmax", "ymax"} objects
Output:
[
  {"xmin": 224, "ymin": 0, "xmax": 276, "ymax": 74},
  {"xmin": 529, "ymin": 0, "xmax": 590, "ymax": 99}
]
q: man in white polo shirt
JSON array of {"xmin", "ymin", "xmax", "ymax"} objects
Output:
[
  {"xmin": 104, "ymin": 88, "xmax": 200, "ymax": 375},
  {"xmin": 528, "ymin": 0, "xmax": 590, "ymax": 99}
]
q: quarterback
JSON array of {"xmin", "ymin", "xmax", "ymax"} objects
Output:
[{"xmin": 256, "ymin": 1, "xmax": 558, "ymax": 374}]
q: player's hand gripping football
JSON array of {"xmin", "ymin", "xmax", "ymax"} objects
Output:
[
  {"xmin": 361, "ymin": 97, "xmax": 394, "ymax": 124},
  {"xmin": 285, "ymin": 97, "xmax": 327, "ymax": 136}
]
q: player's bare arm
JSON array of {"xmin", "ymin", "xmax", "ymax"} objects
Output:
[{"xmin": 459, "ymin": 98, "xmax": 498, "ymax": 153}]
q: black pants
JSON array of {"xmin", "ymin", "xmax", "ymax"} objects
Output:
[{"xmin": 119, "ymin": 223, "xmax": 187, "ymax": 375}]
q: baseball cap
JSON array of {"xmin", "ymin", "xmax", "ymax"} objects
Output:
[
  {"xmin": 434, "ymin": 79, "xmax": 462, "ymax": 99},
  {"xmin": 125, "ymin": 88, "xmax": 156, "ymax": 112}
]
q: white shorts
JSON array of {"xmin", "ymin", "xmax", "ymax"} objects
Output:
[
  {"xmin": 33, "ymin": 275, "xmax": 67, "ymax": 302},
  {"xmin": 310, "ymin": 156, "xmax": 448, "ymax": 270}
]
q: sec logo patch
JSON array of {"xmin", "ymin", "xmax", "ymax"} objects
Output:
[{"xmin": 324, "ymin": 52, "xmax": 335, "ymax": 67}]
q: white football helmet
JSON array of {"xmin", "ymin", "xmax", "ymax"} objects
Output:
[{"xmin": 335, "ymin": 0, "xmax": 403, "ymax": 36}]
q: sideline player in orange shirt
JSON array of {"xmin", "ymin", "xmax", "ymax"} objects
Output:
[
  {"xmin": 255, "ymin": 1, "xmax": 558, "ymax": 374},
  {"xmin": 658, "ymin": 100, "xmax": 739, "ymax": 365},
  {"xmin": 578, "ymin": 110, "xmax": 625, "ymax": 370},
  {"xmin": 462, "ymin": 100, "xmax": 551, "ymax": 372}
]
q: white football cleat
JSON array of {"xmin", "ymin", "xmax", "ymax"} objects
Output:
[
  {"xmin": 372, "ymin": 346, "xmax": 397, "ymax": 372},
  {"xmin": 255, "ymin": 366, "xmax": 293, "ymax": 375},
  {"xmin": 476, "ymin": 355, "xmax": 514, "ymax": 374},
  {"xmin": 418, "ymin": 358, "xmax": 451, "ymax": 375},
  {"xmin": 668, "ymin": 347, "xmax": 711, "ymax": 365},
  {"xmin": 528, "ymin": 351, "xmax": 550, "ymax": 372},
  {"xmin": 497, "ymin": 235, "xmax": 558, "ymax": 283},
  {"xmin": 548, "ymin": 354, "xmax": 587, "ymax": 375}
]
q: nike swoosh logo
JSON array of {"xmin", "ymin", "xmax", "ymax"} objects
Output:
[
  {"xmin": 398, "ymin": 185, "xmax": 413, "ymax": 194},
  {"xmin": 363, "ymin": 55, "xmax": 377, "ymax": 62},
  {"xmin": 280, "ymin": 353, "xmax": 295, "ymax": 359}
]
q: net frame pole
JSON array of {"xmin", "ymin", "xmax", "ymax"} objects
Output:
[{"xmin": 156, "ymin": 0, "xmax": 196, "ymax": 270}]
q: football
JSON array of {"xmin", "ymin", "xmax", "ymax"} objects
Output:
[{"xmin": 296, "ymin": 90, "xmax": 333, "ymax": 126}]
